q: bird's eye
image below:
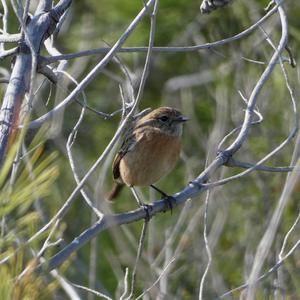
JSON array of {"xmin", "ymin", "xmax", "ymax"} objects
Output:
[{"xmin": 159, "ymin": 116, "xmax": 169, "ymax": 122}]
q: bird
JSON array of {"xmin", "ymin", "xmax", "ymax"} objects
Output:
[{"xmin": 107, "ymin": 106, "xmax": 188, "ymax": 214}]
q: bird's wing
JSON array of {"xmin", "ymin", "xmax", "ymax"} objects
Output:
[
  {"xmin": 112, "ymin": 130, "xmax": 141, "ymax": 181},
  {"xmin": 112, "ymin": 153, "xmax": 122, "ymax": 181}
]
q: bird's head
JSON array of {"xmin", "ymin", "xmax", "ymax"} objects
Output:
[{"xmin": 136, "ymin": 107, "xmax": 189, "ymax": 136}]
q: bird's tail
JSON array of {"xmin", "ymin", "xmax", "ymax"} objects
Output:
[{"xmin": 106, "ymin": 182, "xmax": 124, "ymax": 201}]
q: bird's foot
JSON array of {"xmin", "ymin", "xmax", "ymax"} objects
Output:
[
  {"xmin": 150, "ymin": 185, "xmax": 174, "ymax": 215},
  {"xmin": 141, "ymin": 203, "xmax": 152, "ymax": 221},
  {"xmin": 163, "ymin": 195, "xmax": 175, "ymax": 214}
]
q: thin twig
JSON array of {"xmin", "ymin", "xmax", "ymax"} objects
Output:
[
  {"xmin": 135, "ymin": 257, "xmax": 176, "ymax": 300},
  {"xmin": 279, "ymin": 211, "xmax": 300, "ymax": 260},
  {"xmin": 120, "ymin": 268, "xmax": 130, "ymax": 300},
  {"xmin": 0, "ymin": 33, "xmax": 21, "ymax": 43},
  {"xmin": 71, "ymin": 282, "xmax": 113, "ymax": 300},
  {"xmin": 125, "ymin": 220, "xmax": 149, "ymax": 300},
  {"xmin": 217, "ymin": 90, "xmax": 263, "ymax": 151},
  {"xmin": 0, "ymin": 0, "xmax": 9, "ymax": 52},
  {"xmin": 199, "ymin": 191, "xmax": 212, "ymax": 300},
  {"xmin": 226, "ymin": 158, "xmax": 299, "ymax": 173},
  {"xmin": 42, "ymin": 3, "xmax": 280, "ymax": 63},
  {"xmin": 0, "ymin": 46, "xmax": 18, "ymax": 59},
  {"xmin": 60, "ymin": 70, "xmax": 103, "ymax": 218}
]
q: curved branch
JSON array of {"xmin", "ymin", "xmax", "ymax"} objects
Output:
[
  {"xmin": 0, "ymin": 47, "xmax": 18, "ymax": 59},
  {"xmin": 42, "ymin": 3, "xmax": 279, "ymax": 64},
  {"xmin": 0, "ymin": 33, "xmax": 22, "ymax": 43},
  {"xmin": 226, "ymin": 158, "xmax": 298, "ymax": 173}
]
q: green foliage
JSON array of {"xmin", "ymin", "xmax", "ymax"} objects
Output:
[{"xmin": 0, "ymin": 126, "xmax": 60, "ymax": 299}]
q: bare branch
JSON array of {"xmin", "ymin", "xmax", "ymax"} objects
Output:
[
  {"xmin": 226, "ymin": 158, "xmax": 298, "ymax": 173},
  {"xmin": 71, "ymin": 282, "xmax": 113, "ymax": 300},
  {"xmin": 36, "ymin": 0, "xmax": 53, "ymax": 13},
  {"xmin": 198, "ymin": 191, "xmax": 212, "ymax": 300},
  {"xmin": 42, "ymin": 3, "xmax": 279, "ymax": 63},
  {"xmin": 0, "ymin": 33, "xmax": 21, "ymax": 43},
  {"xmin": 0, "ymin": 0, "xmax": 73, "ymax": 163},
  {"xmin": 0, "ymin": 46, "xmax": 18, "ymax": 59},
  {"xmin": 0, "ymin": 0, "xmax": 9, "ymax": 51},
  {"xmin": 135, "ymin": 258, "xmax": 175, "ymax": 300},
  {"xmin": 126, "ymin": 220, "xmax": 149, "ymax": 300},
  {"xmin": 28, "ymin": 0, "xmax": 156, "ymax": 129}
]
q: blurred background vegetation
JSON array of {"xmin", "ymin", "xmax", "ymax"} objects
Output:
[{"xmin": 1, "ymin": 0, "xmax": 300, "ymax": 299}]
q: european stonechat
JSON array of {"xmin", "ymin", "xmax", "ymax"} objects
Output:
[{"xmin": 107, "ymin": 107, "xmax": 188, "ymax": 208}]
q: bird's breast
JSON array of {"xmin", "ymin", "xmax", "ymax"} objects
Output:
[{"xmin": 119, "ymin": 131, "xmax": 181, "ymax": 186}]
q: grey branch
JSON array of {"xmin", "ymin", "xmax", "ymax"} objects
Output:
[
  {"xmin": 0, "ymin": 0, "xmax": 72, "ymax": 164},
  {"xmin": 41, "ymin": 3, "xmax": 278, "ymax": 63},
  {"xmin": 36, "ymin": 0, "xmax": 53, "ymax": 13},
  {"xmin": 226, "ymin": 158, "xmax": 298, "ymax": 173},
  {"xmin": 0, "ymin": 33, "xmax": 21, "ymax": 43},
  {"xmin": 0, "ymin": 47, "xmax": 18, "ymax": 59}
]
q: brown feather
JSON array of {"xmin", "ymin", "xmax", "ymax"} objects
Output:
[
  {"xmin": 106, "ymin": 182, "xmax": 124, "ymax": 201},
  {"xmin": 112, "ymin": 152, "xmax": 122, "ymax": 181}
]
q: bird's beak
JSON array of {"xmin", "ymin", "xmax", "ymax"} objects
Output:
[{"xmin": 176, "ymin": 115, "xmax": 189, "ymax": 123}]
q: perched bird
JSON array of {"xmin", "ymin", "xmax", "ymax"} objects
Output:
[{"xmin": 107, "ymin": 107, "xmax": 188, "ymax": 210}]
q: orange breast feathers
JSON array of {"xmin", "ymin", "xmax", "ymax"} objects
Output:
[{"xmin": 119, "ymin": 130, "xmax": 181, "ymax": 187}]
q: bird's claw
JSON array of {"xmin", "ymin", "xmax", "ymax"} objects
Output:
[
  {"xmin": 141, "ymin": 204, "xmax": 152, "ymax": 221},
  {"xmin": 163, "ymin": 196, "xmax": 175, "ymax": 215},
  {"xmin": 149, "ymin": 185, "xmax": 175, "ymax": 215}
]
